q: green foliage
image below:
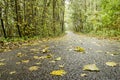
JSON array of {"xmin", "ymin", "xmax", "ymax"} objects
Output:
[
  {"xmin": 70, "ymin": 0, "xmax": 120, "ymax": 37},
  {"xmin": 0, "ymin": 0, "xmax": 65, "ymax": 38}
]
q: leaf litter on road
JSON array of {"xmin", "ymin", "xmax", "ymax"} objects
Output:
[
  {"xmin": 29, "ymin": 66, "xmax": 39, "ymax": 71},
  {"xmin": 0, "ymin": 59, "xmax": 5, "ymax": 62},
  {"xmin": 83, "ymin": 64, "xmax": 100, "ymax": 72},
  {"xmin": 21, "ymin": 60, "xmax": 29, "ymax": 63},
  {"xmin": 106, "ymin": 61, "xmax": 118, "ymax": 67},
  {"xmin": 55, "ymin": 57, "xmax": 61, "ymax": 61},
  {"xmin": 42, "ymin": 47, "xmax": 50, "ymax": 53},
  {"xmin": 0, "ymin": 62, "xmax": 6, "ymax": 66},
  {"xmin": 74, "ymin": 46, "xmax": 85, "ymax": 53},
  {"xmin": 16, "ymin": 62, "xmax": 21, "ymax": 65},
  {"xmin": 59, "ymin": 64, "xmax": 64, "ymax": 68},
  {"xmin": 50, "ymin": 70, "xmax": 66, "ymax": 76},
  {"xmin": 80, "ymin": 73, "xmax": 87, "ymax": 77},
  {"xmin": 9, "ymin": 71, "xmax": 16, "ymax": 75},
  {"xmin": 35, "ymin": 62, "xmax": 41, "ymax": 65},
  {"xmin": 17, "ymin": 52, "xmax": 26, "ymax": 57}
]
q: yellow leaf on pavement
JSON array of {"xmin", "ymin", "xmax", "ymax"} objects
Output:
[
  {"xmin": 42, "ymin": 47, "xmax": 49, "ymax": 53},
  {"xmin": 35, "ymin": 62, "xmax": 41, "ymax": 65},
  {"xmin": 29, "ymin": 66, "xmax": 39, "ymax": 71},
  {"xmin": 16, "ymin": 62, "xmax": 21, "ymax": 65},
  {"xmin": 33, "ymin": 56, "xmax": 40, "ymax": 59},
  {"xmin": 30, "ymin": 49, "xmax": 39, "ymax": 52},
  {"xmin": 0, "ymin": 59, "xmax": 5, "ymax": 62},
  {"xmin": 83, "ymin": 64, "xmax": 100, "ymax": 71},
  {"xmin": 80, "ymin": 73, "xmax": 87, "ymax": 77},
  {"xmin": 50, "ymin": 70, "xmax": 66, "ymax": 76},
  {"xmin": 55, "ymin": 57, "xmax": 61, "ymax": 61},
  {"xmin": 59, "ymin": 65, "xmax": 64, "ymax": 68},
  {"xmin": 17, "ymin": 52, "xmax": 25, "ymax": 57},
  {"xmin": 0, "ymin": 62, "xmax": 5, "ymax": 66},
  {"xmin": 9, "ymin": 71, "xmax": 16, "ymax": 75},
  {"xmin": 22, "ymin": 60, "xmax": 29, "ymax": 63},
  {"xmin": 74, "ymin": 46, "xmax": 85, "ymax": 52},
  {"xmin": 106, "ymin": 62, "xmax": 118, "ymax": 67}
]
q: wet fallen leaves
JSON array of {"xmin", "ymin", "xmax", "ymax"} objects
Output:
[
  {"xmin": 16, "ymin": 62, "xmax": 21, "ymax": 65},
  {"xmin": 30, "ymin": 49, "xmax": 39, "ymax": 52},
  {"xmin": 35, "ymin": 62, "xmax": 41, "ymax": 65},
  {"xmin": 83, "ymin": 64, "xmax": 100, "ymax": 71},
  {"xmin": 106, "ymin": 61, "xmax": 118, "ymax": 67},
  {"xmin": 80, "ymin": 73, "xmax": 87, "ymax": 77},
  {"xmin": 59, "ymin": 64, "xmax": 64, "ymax": 68},
  {"xmin": 0, "ymin": 62, "xmax": 6, "ymax": 66},
  {"xmin": 21, "ymin": 60, "xmax": 29, "ymax": 63},
  {"xmin": 74, "ymin": 46, "xmax": 85, "ymax": 52},
  {"xmin": 105, "ymin": 51, "xmax": 119, "ymax": 56},
  {"xmin": 50, "ymin": 70, "xmax": 66, "ymax": 76},
  {"xmin": 55, "ymin": 57, "xmax": 61, "ymax": 61},
  {"xmin": 9, "ymin": 71, "xmax": 16, "ymax": 75},
  {"xmin": 29, "ymin": 66, "xmax": 39, "ymax": 71},
  {"xmin": 0, "ymin": 59, "xmax": 5, "ymax": 62},
  {"xmin": 42, "ymin": 47, "xmax": 50, "ymax": 53},
  {"xmin": 17, "ymin": 52, "xmax": 26, "ymax": 57}
]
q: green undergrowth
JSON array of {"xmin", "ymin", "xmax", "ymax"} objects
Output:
[{"xmin": 0, "ymin": 32, "xmax": 66, "ymax": 43}]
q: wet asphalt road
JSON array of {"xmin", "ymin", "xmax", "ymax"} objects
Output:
[{"xmin": 0, "ymin": 31, "xmax": 120, "ymax": 80}]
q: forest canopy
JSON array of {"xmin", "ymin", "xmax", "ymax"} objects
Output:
[
  {"xmin": 69, "ymin": 0, "xmax": 120, "ymax": 37},
  {"xmin": 0, "ymin": 0, "xmax": 65, "ymax": 38},
  {"xmin": 0, "ymin": 0, "xmax": 120, "ymax": 39}
]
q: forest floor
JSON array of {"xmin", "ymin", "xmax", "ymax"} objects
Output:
[{"xmin": 0, "ymin": 31, "xmax": 120, "ymax": 80}]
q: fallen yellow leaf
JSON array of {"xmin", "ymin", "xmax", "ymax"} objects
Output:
[
  {"xmin": 59, "ymin": 65, "xmax": 64, "ymax": 68},
  {"xmin": 46, "ymin": 54, "xmax": 53, "ymax": 58},
  {"xmin": 83, "ymin": 64, "xmax": 100, "ymax": 71},
  {"xmin": 0, "ymin": 59, "xmax": 5, "ymax": 62},
  {"xmin": 16, "ymin": 62, "xmax": 21, "ymax": 65},
  {"xmin": 106, "ymin": 62, "xmax": 117, "ymax": 67},
  {"xmin": 22, "ymin": 60, "xmax": 29, "ymax": 63},
  {"xmin": 30, "ymin": 49, "xmax": 39, "ymax": 52},
  {"xmin": 74, "ymin": 46, "xmax": 85, "ymax": 52},
  {"xmin": 39, "ymin": 56, "xmax": 47, "ymax": 59},
  {"xmin": 49, "ymin": 60, "xmax": 56, "ymax": 63},
  {"xmin": 50, "ymin": 70, "xmax": 66, "ymax": 76},
  {"xmin": 42, "ymin": 47, "xmax": 49, "ymax": 53},
  {"xmin": 9, "ymin": 71, "xmax": 16, "ymax": 75},
  {"xmin": 33, "ymin": 56, "xmax": 40, "ymax": 59},
  {"xmin": 29, "ymin": 66, "xmax": 39, "ymax": 71},
  {"xmin": 17, "ymin": 52, "xmax": 25, "ymax": 57},
  {"xmin": 55, "ymin": 57, "xmax": 61, "ymax": 61},
  {"xmin": 0, "ymin": 62, "xmax": 5, "ymax": 66},
  {"xmin": 80, "ymin": 73, "xmax": 87, "ymax": 77},
  {"xmin": 35, "ymin": 62, "xmax": 41, "ymax": 65}
]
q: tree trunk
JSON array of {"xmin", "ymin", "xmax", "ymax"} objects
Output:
[
  {"xmin": 1, "ymin": 19, "xmax": 7, "ymax": 38},
  {"xmin": 15, "ymin": 0, "xmax": 22, "ymax": 37}
]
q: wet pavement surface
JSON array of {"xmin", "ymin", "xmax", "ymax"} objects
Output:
[{"xmin": 0, "ymin": 31, "xmax": 120, "ymax": 80}]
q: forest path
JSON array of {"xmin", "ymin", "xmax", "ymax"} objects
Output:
[{"xmin": 0, "ymin": 31, "xmax": 120, "ymax": 80}]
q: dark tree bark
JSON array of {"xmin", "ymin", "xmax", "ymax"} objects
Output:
[
  {"xmin": 15, "ymin": 0, "xmax": 22, "ymax": 37},
  {"xmin": 1, "ymin": 19, "xmax": 7, "ymax": 38}
]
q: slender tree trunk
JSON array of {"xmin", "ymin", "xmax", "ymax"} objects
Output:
[
  {"xmin": 15, "ymin": 0, "xmax": 22, "ymax": 37},
  {"xmin": 53, "ymin": 0, "xmax": 56, "ymax": 35},
  {"xmin": 1, "ymin": 19, "xmax": 7, "ymax": 38}
]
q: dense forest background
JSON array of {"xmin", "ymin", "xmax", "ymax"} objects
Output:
[
  {"xmin": 69, "ymin": 0, "xmax": 120, "ymax": 37},
  {"xmin": 0, "ymin": 0, "xmax": 120, "ymax": 40},
  {"xmin": 0, "ymin": 0, "xmax": 65, "ymax": 38}
]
